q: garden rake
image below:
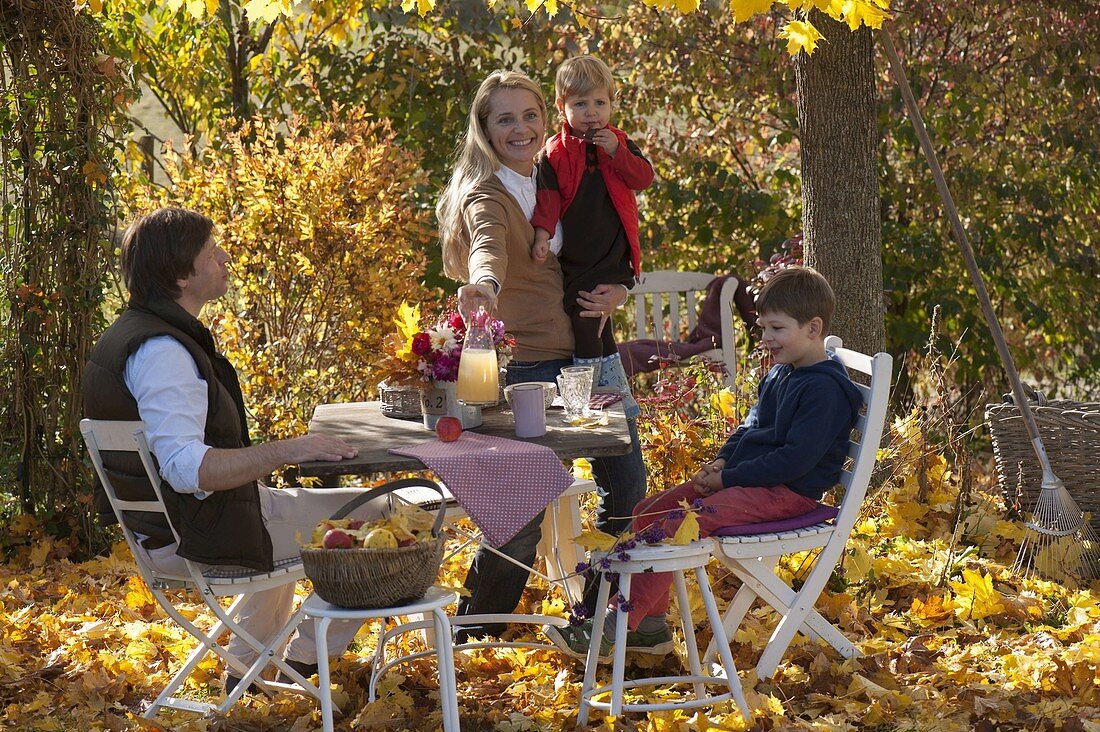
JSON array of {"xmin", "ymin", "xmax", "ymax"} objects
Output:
[
  {"xmin": 881, "ymin": 29, "xmax": 1099, "ymax": 584},
  {"xmin": 1011, "ymin": 461, "xmax": 1100, "ymax": 583}
]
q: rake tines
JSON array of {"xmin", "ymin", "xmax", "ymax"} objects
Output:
[{"xmin": 1012, "ymin": 472, "xmax": 1100, "ymax": 584}]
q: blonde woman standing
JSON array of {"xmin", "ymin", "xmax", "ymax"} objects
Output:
[{"xmin": 438, "ymin": 70, "xmax": 647, "ymax": 643}]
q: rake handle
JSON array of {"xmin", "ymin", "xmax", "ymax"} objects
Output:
[{"xmin": 880, "ymin": 26, "xmax": 1056, "ymax": 482}]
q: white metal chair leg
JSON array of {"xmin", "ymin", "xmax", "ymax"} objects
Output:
[
  {"xmin": 539, "ymin": 493, "xmax": 586, "ymax": 602},
  {"xmin": 431, "ymin": 607, "xmax": 461, "ymax": 731},
  {"xmin": 696, "ymin": 566, "xmax": 750, "ymax": 720},
  {"xmin": 702, "ymin": 556, "xmax": 776, "ymax": 665},
  {"xmin": 304, "ymin": 589, "xmax": 459, "ymax": 732},
  {"xmin": 672, "ymin": 571, "xmax": 706, "ymax": 700},
  {"xmin": 577, "ymin": 576, "xmax": 614, "ymax": 727},
  {"xmin": 314, "ymin": 616, "xmax": 336, "ymax": 732},
  {"xmin": 577, "ymin": 542, "xmax": 749, "ymax": 723},
  {"xmin": 609, "ymin": 572, "xmax": 632, "ymax": 716},
  {"xmin": 221, "ymin": 599, "xmax": 321, "ymax": 711},
  {"xmin": 727, "ymin": 560, "xmax": 861, "ymax": 677}
]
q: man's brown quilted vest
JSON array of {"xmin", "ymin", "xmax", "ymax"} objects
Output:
[{"xmin": 83, "ymin": 299, "xmax": 273, "ymax": 571}]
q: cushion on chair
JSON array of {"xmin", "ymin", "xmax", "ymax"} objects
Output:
[{"xmin": 713, "ymin": 503, "xmax": 839, "ymax": 537}]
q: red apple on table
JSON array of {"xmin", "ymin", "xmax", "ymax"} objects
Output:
[
  {"xmin": 322, "ymin": 529, "xmax": 354, "ymax": 549},
  {"xmin": 435, "ymin": 416, "xmax": 462, "ymax": 442},
  {"xmin": 347, "ymin": 518, "xmax": 366, "ymax": 530}
]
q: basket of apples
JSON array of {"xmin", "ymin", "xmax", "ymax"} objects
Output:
[{"xmin": 299, "ymin": 478, "xmax": 448, "ymax": 609}]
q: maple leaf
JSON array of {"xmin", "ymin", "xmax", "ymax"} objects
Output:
[
  {"xmin": 729, "ymin": 0, "xmax": 774, "ymax": 23},
  {"xmin": 394, "ymin": 301, "xmax": 421, "ymax": 341},
  {"xmin": 948, "ymin": 569, "xmax": 1005, "ymax": 621},
  {"xmin": 241, "ymin": 0, "xmax": 290, "ymax": 23},
  {"xmin": 778, "ymin": 19, "xmax": 824, "ymax": 56},
  {"xmin": 574, "ymin": 529, "xmax": 619, "ymax": 552},
  {"xmin": 909, "ymin": 594, "xmax": 955, "ymax": 628},
  {"xmin": 783, "ymin": 0, "xmax": 843, "ymax": 18},
  {"xmin": 841, "ymin": 0, "xmax": 890, "ymax": 30},
  {"xmin": 711, "ymin": 388, "xmax": 736, "ymax": 418},
  {"xmin": 671, "ymin": 509, "xmax": 700, "ymax": 545}
]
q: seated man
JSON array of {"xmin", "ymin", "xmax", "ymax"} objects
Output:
[{"xmin": 83, "ymin": 207, "xmax": 378, "ymax": 693}]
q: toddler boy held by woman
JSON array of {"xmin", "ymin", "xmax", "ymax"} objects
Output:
[
  {"xmin": 530, "ymin": 55, "xmax": 654, "ymax": 414},
  {"xmin": 545, "ymin": 266, "xmax": 865, "ymax": 658}
]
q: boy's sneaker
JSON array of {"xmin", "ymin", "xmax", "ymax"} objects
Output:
[
  {"xmin": 542, "ymin": 621, "xmax": 611, "ymax": 662},
  {"xmin": 623, "ymin": 624, "xmax": 674, "ymax": 654},
  {"xmin": 543, "ymin": 621, "xmax": 674, "ymax": 660}
]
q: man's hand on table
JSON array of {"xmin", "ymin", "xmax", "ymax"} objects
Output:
[{"xmin": 285, "ymin": 434, "xmax": 358, "ymax": 463}]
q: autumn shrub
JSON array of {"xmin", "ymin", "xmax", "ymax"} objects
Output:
[
  {"xmin": 636, "ymin": 358, "xmax": 761, "ymax": 497},
  {"xmin": 130, "ymin": 108, "xmax": 435, "ymax": 456}
]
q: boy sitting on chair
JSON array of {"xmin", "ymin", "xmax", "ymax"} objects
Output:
[{"xmin": 546, "ymin": 266, "xmax": 864, "ymax": 658}]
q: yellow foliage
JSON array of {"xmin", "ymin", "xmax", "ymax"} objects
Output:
[
  {"xmin": 778, "ymin": 19, "xmax": 824, "ymax": 55},
  {"xmin": 948, "ymin": 569, "xmax": 1006, "ymax": 621},
  {"xmin": 671, "ymin": 506, "xmax": 700, "ymax": 545},
  {"xmin": 131, "ymin": 109, "xmax": 433, "ymax": 451},
  {"xmin": 575, "ymin": 529, "xmax": 621, "ymax": 552},
  {"xmin": 728, "ymin": 0, "xmax": 773, "ymax": 23}
]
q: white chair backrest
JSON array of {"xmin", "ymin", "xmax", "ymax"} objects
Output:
[
  {"xmin": 80, "ymin": 419, "xmax": 185, "ymax": 582},
  {"xmin": 823, "ymin": 335, "xmax": 893, "ymax": 534},
  {"xmin": 626, "ymin": 270, "xmax": 740, "ymax": 386}
]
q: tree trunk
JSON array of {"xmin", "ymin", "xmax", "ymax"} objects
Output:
[{"xmin": 795, "ymin": 12, "xmax": 884, "ymax": 356}]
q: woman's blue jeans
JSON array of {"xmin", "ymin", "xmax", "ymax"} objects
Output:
[{"xmin": 454, "ymin": 358, "xmax": 648, "ymax": 638}]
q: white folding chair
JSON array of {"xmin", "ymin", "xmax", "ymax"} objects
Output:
[
  {"xmin": 626, "ymin": 270, "xmax": 740, "ymax": 386},
  {"xmin": 705, "ymin": 336, "xmax": 892, "ymax": 678},
  {"xmin": 80, "ymin": 419, "xmax": 322, "ymax": 717}
]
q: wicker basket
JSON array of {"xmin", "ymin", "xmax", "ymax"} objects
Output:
[
  {"xmin": 985, "ymin": 394, "xmax": 1100, "ymax": 533},
  {"xmin": 379, "ymin": 381, "xmax": 423, "ymax": 420},
  {"xmin": 301, "ymin": 478, "xmax": 448, "ymax": 609}
]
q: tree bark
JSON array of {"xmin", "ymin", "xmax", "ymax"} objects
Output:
[{"xmin": 795, "ymin": 12, "xmax": 884, "ymax": 356}]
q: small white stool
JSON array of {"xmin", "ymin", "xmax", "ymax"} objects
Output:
[
  {"xmin": 301, "ymin": 587, "xmax": 460, "ymax": 732},
  {"xmin": 578, "ymin": 539, "xmax": 750, "ymax": 725}
]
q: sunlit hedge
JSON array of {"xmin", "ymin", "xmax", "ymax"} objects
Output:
[{"xmin": 132, "ymin": 108, "xmax": 437, "ymax": 445}]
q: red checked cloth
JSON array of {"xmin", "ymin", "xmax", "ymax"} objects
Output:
[{"xmin": 389, "ymin": 433, "xmax": 574, "ymax": 547}]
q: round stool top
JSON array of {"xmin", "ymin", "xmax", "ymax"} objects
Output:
[
  {"xmin": 302, "ymin": 585, "xmax": 458, "ymax": 620},
  {"xmin": 594, "ymin": 538, "xmax": 717, "ymax": 572}
]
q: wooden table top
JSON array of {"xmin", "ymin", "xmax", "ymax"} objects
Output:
[{"xmin": 299, "ymin": 401, "xmax": 632, "ymax": 477}]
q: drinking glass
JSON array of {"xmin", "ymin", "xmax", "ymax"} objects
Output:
[{"xmin": 556, "ymin": 365, "xmax": 593, "ymax": 422}]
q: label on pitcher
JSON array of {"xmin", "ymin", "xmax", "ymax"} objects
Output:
[{"xmin": 422, "ymin": 387, "xmax": 448, "ymax": 415}]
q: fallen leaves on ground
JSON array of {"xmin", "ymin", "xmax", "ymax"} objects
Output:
[{"xmin": 3, "ymin": 470, "xmax": 1099, "ymax": 730}]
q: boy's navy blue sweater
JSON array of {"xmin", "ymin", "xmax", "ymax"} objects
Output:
[{"xmin": 716, "ymin": 357, "xmax": 863, "ymax": 500}]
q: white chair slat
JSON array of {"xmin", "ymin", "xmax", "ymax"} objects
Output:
[
  {"xmin": 650, "ymin": 295, "xmax": 665, "ymax": 339},
  {"xmin": 668, "ymin": 292, "xmax": 682, "ymax": 336},
  {"xmin": 684, "ymin": 291, "xmax": 699, "ymax": 333},
  {"xmin": 626, "ymin": 270, "xmax": 740, "ymax": 387}
]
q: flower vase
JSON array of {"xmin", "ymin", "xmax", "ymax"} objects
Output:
[{"xmin": 421, "ymin": 380, "xmax": 482, "ymax": 430}]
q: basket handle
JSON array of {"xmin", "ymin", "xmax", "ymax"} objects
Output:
[
  {"xmin": 1003, "ymin": 384, "xmax": 1048, "ymax": 407},
  {"xmin": 329, "ymin": 478, "xmax": 449, "ymax": 538}
]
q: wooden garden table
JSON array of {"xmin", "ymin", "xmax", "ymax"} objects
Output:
[
  {"xmin": 298, "ymin": 400, "xmax": 633, "ymax": 477},
  {"xmin": 299, "ymin": 399, "xmax": 633, "ymax": 606}
]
